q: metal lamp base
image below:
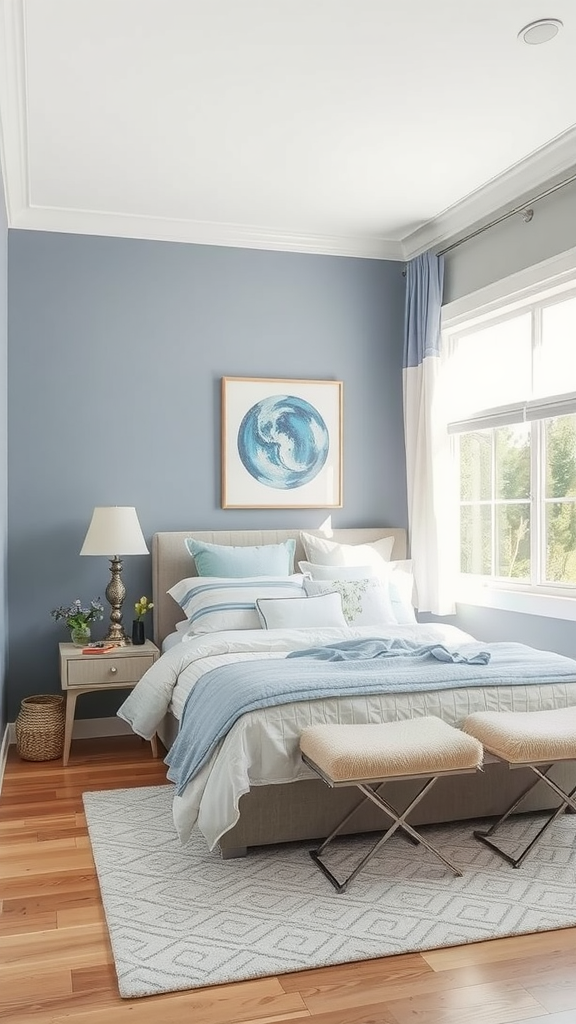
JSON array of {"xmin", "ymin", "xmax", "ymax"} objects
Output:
[
  {"xmin": 103, "ymin": 556, "xmax": 131, "ymax": 646},
  {"xmin": 102, "ymin": 627, "xmax": 130, "ymax": 647}
]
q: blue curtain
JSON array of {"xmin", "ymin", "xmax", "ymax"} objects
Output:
[
  {"xmin": 404, "ymin": 251, "xmax": 444, "ymax": 369},
  {"xmin": 402, "ymin": 251, "xmax": 456, "ymax": 614}
]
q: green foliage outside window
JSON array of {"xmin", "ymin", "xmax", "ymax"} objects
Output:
[
  {"xmin": 459, "ymin": 414, "xmax": 576, "ymax": 584},
  {"xmin": 545, "ymin": 416, "xmax": 576, "ymax": 582}
]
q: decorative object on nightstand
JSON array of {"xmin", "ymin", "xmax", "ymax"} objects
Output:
[
  {"xmin": 15, "ymin": 694, "xmax": 66, "ymax": 761},
  {"xmin": 80, "ymin": 506, "xmax": 149, "ymax": 646},
  {"xmin": 132, "ymin": 595, "xmax": 153, "ymax": 646},
  {"xmin": 50, "ymin": 597, "xmax": 104, "ymax": 646},
  {"xmin": 59, "ymin": 640, "xmax": 160, "ymax": 765}
]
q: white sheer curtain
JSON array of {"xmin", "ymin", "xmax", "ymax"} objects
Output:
[{"xmin": 403, "ymin": 251, "xmax": 457, "ymax": 615}]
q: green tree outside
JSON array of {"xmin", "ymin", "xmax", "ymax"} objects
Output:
[{"xmin": 459, "ymin": 414, "xmax": 576, "ymax": 583}]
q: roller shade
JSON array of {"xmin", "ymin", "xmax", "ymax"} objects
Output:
[
  {"xmin": 525, "ymin": 391, "xmax": 576, "ymax": 421},
  {"xmin": 448, "ymin": 392, "xmax": 576, "ymax": 434},
  {"xmin": 448, "ymin": 402, "xmax": 526, "ymax": 434}
]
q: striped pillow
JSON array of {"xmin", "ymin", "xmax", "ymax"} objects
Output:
[{"xmin": 167, "ymin": 575, "xmax": 305, "ymax": 633}]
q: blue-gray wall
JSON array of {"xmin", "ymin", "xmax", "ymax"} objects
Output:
[
  {"xmin": 444, "ymin": 176, "xmax": 576, "ymax": 304},
  {"xmin": 7, "ymin": 184, "xmax": 576, "ymax": 724},
  {"xmin": 7, "ymin": 231, "xmax": 406, "ymax": 719},
  {"xmin": 0, "ymin": 166, "xmax": 7, "ymax": 740}
]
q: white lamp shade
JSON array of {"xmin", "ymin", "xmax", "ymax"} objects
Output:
[{"xmin": 80, "ymin": 507, "xmax": 149, "ymax": 556}]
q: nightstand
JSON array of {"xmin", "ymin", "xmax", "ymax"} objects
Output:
[{"xmin": 59, "ymin": 639, "xmax": 160, "ymax": 766}]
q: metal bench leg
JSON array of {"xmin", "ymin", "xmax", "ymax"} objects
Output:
[
  {"xmin": 310, "ymin": 775, "xmax": 463, "ymax": 893},
  {"xmin": 313, "ymin": 781, "xmax": 412, "ymax": 856},
  {"xmin": 474, "ymin": 764, "xmax": 576, "ymax": 868}
]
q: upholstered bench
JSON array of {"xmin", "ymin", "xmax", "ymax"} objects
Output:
[
  {"xmin": 463, "ymin": 707, "xmax": 576, "ymax": 867},
  {"xmin": 300, "ymin": 717, "xmax": 483, "ymax": 892}
]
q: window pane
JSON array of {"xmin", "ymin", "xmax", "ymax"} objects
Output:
[
  {"xmin": 448, "ymin": 314, "xmax": 531, "ymax": 420},
  {"xmin": 495, "ymin": 424, "xmax": 530, "ymax": 499},
  {"xmin": 544, "ymin": 413, "xmax": 576, "ymax": 583},
  {"xmin": 460, "ymin": 431, "xmax": 491, "ymax": 501},
  {"xmin": 545, "ymin": 501, "xmax": 576, "ymax": 583},
  {"xmin": 460, "ymin": 505, "xmax": 491, "ymax": 574},
  {"xmin": 538, "ymin": 296, "xmax": 576, "ymax": 397},
  {"xmin": 544, "ymin": 414, "xmax": 576, "ymax": 498},
  {"xmin": 496, "ymin": 504, "xmax": 530, "ymax": 579}
]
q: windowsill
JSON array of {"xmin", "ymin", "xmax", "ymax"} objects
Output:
[{"xmin": 455, "ymin": 581, "xmax": 576, "ymax": 622}]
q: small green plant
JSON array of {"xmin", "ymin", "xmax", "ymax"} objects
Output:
[{"xmin": 134, "ymin": 595, "xmax": 154, "ymax": 620}]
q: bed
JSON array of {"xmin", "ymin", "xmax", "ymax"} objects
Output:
[{"xmin": 119, "ymin": 527, "xmax": 576, "ymax": 858}]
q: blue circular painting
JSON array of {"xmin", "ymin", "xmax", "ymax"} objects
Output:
[{"xmin": 237, "ymin": 395, "xmax": 329, "ymax": 489}]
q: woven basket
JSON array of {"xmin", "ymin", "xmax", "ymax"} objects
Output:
[{"xmin": 15, "ymin": 694, "xmax": 65, "ymax": 762}]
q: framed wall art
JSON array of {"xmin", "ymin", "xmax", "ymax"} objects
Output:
[{"xmin": 221, "ymin": 376, "xmax": 343, "ymax": 509}]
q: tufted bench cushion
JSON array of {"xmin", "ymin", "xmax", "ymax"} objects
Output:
[
  {"xmin": 463, "ymin": 707, "xmax": 576, "ymax": 764},
  {"xmin": 462, "ymin": 706, "xmax": 576, "ymax": 868},
  {"xmin": 300, "ymin": 716, "xmax": 483, "ymax": 783}
]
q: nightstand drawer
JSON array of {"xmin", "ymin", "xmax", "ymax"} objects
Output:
[{"xmin": 67, "ymin": 654, "xmax": 155, "ymax": 687}]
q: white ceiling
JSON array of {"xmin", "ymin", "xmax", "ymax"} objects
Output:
[{"xmin": 0, "ymin": 0, "xmax": 575, "ymax": 259}]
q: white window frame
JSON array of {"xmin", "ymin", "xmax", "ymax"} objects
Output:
[{"xmin": 441, "ymin": 246, "xmax": 576, "ymax": 621}]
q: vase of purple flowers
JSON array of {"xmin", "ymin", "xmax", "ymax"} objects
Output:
[
  {"xmin": 70, "ymin": 623, "xmax": 91, "ymax": 646},
  {"xmin": 51, "ymin": 598, "xmax": 104, "ymax": 646}
]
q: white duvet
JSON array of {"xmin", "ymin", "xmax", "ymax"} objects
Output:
[{"xmin": 118, "ymin": 623, "xmax": 576, "ymax": 850}]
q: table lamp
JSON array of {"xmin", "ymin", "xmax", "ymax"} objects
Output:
[{"xmin": 80, "ymin": 506, "xmax": 149, "ymax": 645}]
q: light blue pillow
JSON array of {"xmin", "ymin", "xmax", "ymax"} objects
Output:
[{"xmin": 185, "ymin": 537, "xmax": 296, "ymax": 577}]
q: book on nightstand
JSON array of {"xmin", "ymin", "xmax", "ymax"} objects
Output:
[{"xmin": 81, "ymin": 643, "xmax": 115, "ymax": 654}]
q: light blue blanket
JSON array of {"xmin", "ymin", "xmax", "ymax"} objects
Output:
[
  {"xmin": 165, "ymin": 638, "xmax": 576, "ymax": 795},
  {"xmin": 285, "ymin": 637, "xmax": 492, "ymax": 663}
]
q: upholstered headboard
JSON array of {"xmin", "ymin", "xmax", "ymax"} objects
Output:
[{"xmin": 152, "ymin": 527, "xmax": 407, "ymax": 645}]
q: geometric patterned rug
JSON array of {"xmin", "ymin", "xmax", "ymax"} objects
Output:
[{"xmin": 83, "ymin": 785, "xmax": 576, "ymax": 999}]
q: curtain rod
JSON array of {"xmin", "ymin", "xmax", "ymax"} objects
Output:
[{"xmin": 434, "ymin": 170, "xmax": 576, "ymax": 258}]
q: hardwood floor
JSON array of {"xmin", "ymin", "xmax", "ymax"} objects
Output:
[{"xmin": 1, "ymin": 736, "xmax": 575, "ymax": 1024}]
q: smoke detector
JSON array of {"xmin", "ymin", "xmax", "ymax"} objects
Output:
[{"xmin": 518, "ymin": 18, "xmax": 563, "ymax": 44}]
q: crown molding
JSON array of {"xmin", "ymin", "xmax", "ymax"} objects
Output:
[
  {"xmin": 11, "ymin": 203, "xmax": 406, "ymax": 259},
  {"xmin": 401, "ymin": 126, "xmax": 576, "ymax": 261},
  {"xmin": 10, "ymin": 128, "xmax": 575, "ymax": 261}
]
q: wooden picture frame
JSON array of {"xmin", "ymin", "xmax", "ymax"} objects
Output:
[{"xmin": 222, "ymin": 376, "xmax": 343, "ymax": 509}]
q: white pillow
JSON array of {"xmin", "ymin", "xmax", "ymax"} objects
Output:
[
  {"xmin": 383, "ymin": 560, "xmax": 417, "ymax": 624},
  {"xmin": 303, "ymin": 577, "xmax": 396, "ymax": 627},
  {"xmin": 167, "ymin": 575, "xmax": 304, "ymax": 633},
  {"xmin": 301, "ymin": 553, "xmax": 417, "ymax": 624},
  {"xmin": 298, "ymin": 561, "xmax": 374, "ymax": 581},
  {"xmin": 256, "ymin": 592, "xmax": 347, "ymax": 629},
  {"xmin": 300, "ymin": 532, "xmax": 394, "ymax": 569}
]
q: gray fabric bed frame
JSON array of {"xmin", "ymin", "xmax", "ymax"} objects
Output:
[{"xmin": 152, "ymin": 527, "xmax": 574, "ymax": 857}]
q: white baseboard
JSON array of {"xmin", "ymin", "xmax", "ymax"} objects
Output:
[
  {"xmin": 6, "ymin": 715, "xmax": 133, "ymax": 746},
  {"xmin": 0, "ymin": 724, "xmax": 10, "ymax": 797}
]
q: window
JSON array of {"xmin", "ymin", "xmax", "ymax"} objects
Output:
[{"xmin": 445, "ymin": 289, "xmax": 576, "ymax": 596}]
